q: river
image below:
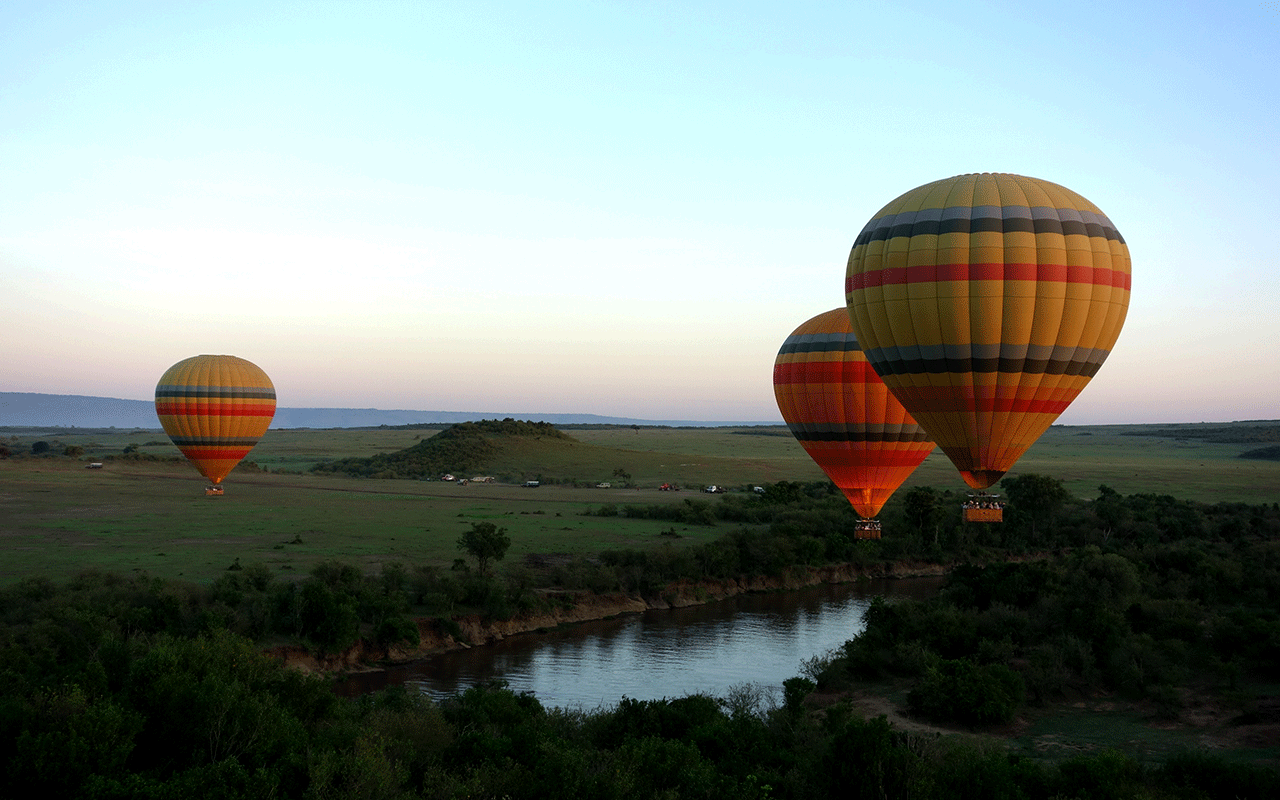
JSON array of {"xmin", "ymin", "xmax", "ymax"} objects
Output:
[{"xmin": 336, "ymin": 576, "xmax": 943, "ymax": 709}]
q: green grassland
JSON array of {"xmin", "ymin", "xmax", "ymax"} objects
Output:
[
  {"xmin": 3, "ymin": 421, "xmax": 1279, "ymax": 587},
  {"xmin": 0, "ymin": 457, "xmax": 734, "ymax": 587}
]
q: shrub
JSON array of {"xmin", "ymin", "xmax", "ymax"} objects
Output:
[
  {"xmin": 375, "ymin": 615, "xmax": 420, "ymax": 648},
  {"xmin": 907, "ymin": 658, "xmax": 1025, "ymax": 726}
]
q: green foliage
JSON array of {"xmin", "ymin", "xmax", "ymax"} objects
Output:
[
  {"xmin": 1157, "ymin": 749, "xmax": 1280, "ymax": 798},
  {"xmin": 782, "ymin": 676, "xmax": 815, "ymax": 716},
  {"xmin": 819, "ymin": 713, "xmax": 918, "ymax": 800},
  {"xmin": 295, "ymin": 577, "xmax": 361, "ymax": 654},
  {"xmin": 1001, "ymin": 472, "xmax": 1070, "ymax": 539},
  {"xmin": 456, "ymin": 521, "xmax": 512, "ymax": 578},
  {"xmin": 1055, "ymin": 749, "xmax": 1145, "ymax": 798},
  {"xmin": 907, "ymin": 659, "xmax": 1026, "ymax": 726},
  {"xmin": 903, "ymin": 485, "xmax": 942, "ymax": 539},
  {"xmin": 8, "ymin": 685, "xmax": 144, "ymax": 794}
]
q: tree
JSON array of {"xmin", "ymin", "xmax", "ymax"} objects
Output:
[
  {"xmin": 31, "ymin": 441, "xmax": 50, "ymax": 454},
  {"xmin": 903, "ymin": 486, "xmax": 941, "ymax": 544},
  {"xmin": 456, "ymin": 522, "xmax": 511, "ymax": 578},
  {"xmin": 612, "ymin": 467, "xmax": 632, "ymax": 486},
  {"xmin": 1001, "ymin": 473, "xmax": 1070, "ymax": 539},
  {"xmin": 1092, "ymin": 484, "xmax": 1131, "ymax": 542},
  {"xmin": 64, "ymin": 445, "xmax": 85, "ymax": 458}
]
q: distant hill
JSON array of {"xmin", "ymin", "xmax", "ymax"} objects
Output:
[
  {"xmin": 0, "ymin": 392, "xmax": 771, "ymax": 430},
  {"xmin": 1120, "ymin": 422, "xmax": 1280, "ymax": 444}
]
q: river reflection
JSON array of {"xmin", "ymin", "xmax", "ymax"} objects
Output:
[{"xmin": 337, "ymin": 576, "xmax": 942, "ymax": 709}]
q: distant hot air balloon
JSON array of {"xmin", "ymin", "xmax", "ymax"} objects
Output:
[
  {"xmin": 845, "ymin": 173, "xmax": 1131, "ymax": 491},
  {"xmin": 773, "ymin": 308, "xmax": 935, "ymax": 530},
  {"xmin": 155, "ymin": 355, "xmax": 276, "ymax": 494}
]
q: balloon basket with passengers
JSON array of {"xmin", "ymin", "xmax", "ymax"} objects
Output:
[
  {"xmin": 854, "ymin": 518, "xmax": 883, "ymax": 539},
  {"xmin": 961, "ymin": 494, "xmax": 1004, "ymax": 523},
  {"xmin": 777, "ymin": 173, "xmax": 1130, "ymax": 534}
]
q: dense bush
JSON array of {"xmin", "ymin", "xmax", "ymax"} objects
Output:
[
  {"xmin": 813, "ymin": 534, "xmax": 1280, "ymax": 732},
  {"xmin": 907, "ymin": 659, "xmax": 1025, "ymax": 725}
]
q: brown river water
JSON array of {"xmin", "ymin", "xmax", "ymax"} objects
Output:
[{"xmin": 335, "ymin": 576, "xmax": 943, "ymax": 709}]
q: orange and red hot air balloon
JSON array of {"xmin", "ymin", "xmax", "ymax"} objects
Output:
[
  {"xmin": 155, "ymin": 355, "xmax": 276, "ymax": 494},
  {"xmin": 845, "ymin": 173, "xmax": 1131, "ymax": 493},
  {"xmin": 773, "ymin": 308, "xmax": 935, "ymax": 534}
]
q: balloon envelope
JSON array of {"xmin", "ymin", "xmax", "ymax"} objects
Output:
[
  {"xmin": 845, "ymin": 173, "xmax": 1131, "ymax": 489},
  {"xmin": 155, "ymin": 355, "xmax": 276, "ymax": 485},
  {"xmin": 773, "ymin": 308, "xmax": 935, "ymax": 518}
]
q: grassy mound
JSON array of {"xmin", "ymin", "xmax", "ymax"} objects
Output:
[
  {"xmin": 1239, "ymin": 444, "xmax": 1280, "ymax": 461},
  {"xmin": 311, "ymin": 418, "xmax": 576, "ymax": 479}
]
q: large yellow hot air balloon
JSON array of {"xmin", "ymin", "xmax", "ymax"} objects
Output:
[
  {"xmin": 155, "ymin": 355, "xmax": 276, "ymax": 493},
  {"xmin": 773, "ymin": 308, "xmax": 935, "ymax": 526},
  {"xmin": 845, "ymin": 173, "xmax": 1131, "ymax": 490}
]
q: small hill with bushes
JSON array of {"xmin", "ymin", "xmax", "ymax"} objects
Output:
[
  {"xmin": 1239, "ymin": 444, "xmax": 1280, "ymax": 461},
  {"xmin": 310, "ymin": 418, "xmax": 577, "ymax": 479}
]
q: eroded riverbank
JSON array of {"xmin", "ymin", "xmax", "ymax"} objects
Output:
[{"xmin": 268, "ymin": 560, "xmax": 950, "ymax": 675}]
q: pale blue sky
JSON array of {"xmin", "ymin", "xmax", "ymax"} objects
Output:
[{"xmin": 3, "ymin": 1, "xmax": 1277, "ymax": 423}]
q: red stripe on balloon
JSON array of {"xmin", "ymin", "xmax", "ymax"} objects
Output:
[
  {"xmin": 846, "ymin": 263, "xmax": 1130, "ymax": 292},
  {"xmin": 178, "ymin": 448, "xmax": 254, "ymax": 459},
  {"xmin": 905, "ymin": 395, "xmax": 1071, "ymax": 415},
  {"xmin": 772, "ymin": 361, "xmax": 880, "ymax": 384},
  {"xmin": 155, "ymin": 403, "xmax": 276, "ymax": 416},
  {"xmin": 801, "ymin": 446, "xmax": 934, "ymax": 468}
]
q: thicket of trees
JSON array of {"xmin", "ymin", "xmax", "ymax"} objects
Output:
[{"xmin": 809, "ymin": 538, "xmax": 1280, "ymax": 725}]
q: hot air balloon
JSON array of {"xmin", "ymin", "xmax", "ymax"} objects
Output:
[
  {"xmin": 773, "ymin": 308, "xmax": 935, "ymax": 537},
  {"xmin": 845, "ymin": 173, "xmax": 1131, "ymax": 500},
  {"xmin": 155, "ymin": 355, "xmax": 276, "ymax": 494}
]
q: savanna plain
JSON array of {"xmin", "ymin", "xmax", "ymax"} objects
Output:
[
  {"xmin": 3, "ymin": 420, "xmax": 1280, "ymax": 797},
  {"xmin": 4, "ymin": 421, "xmax": 1276, "ymax": 586}
]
